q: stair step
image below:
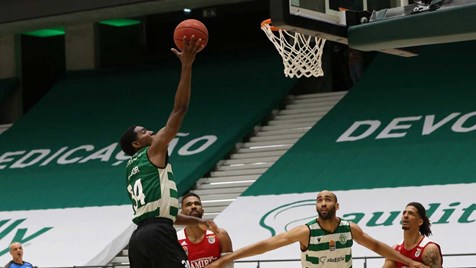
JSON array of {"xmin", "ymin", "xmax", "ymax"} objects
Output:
[
  {"xmin": 196, "ymin": 177, "xmax": 256, "ymax": 189},
  {"xmin": 192, "ymin": 186, "xmax": 249, "ymax": 195},
  {"xmin": 295, "ymin": 91, "xmax": 346, "ymax": 100},
  {"xmin": 222, "ymin": 156, "xmax": 279, "ymax": 165},
  {"xmin": 200, "ymin": 199, "xmax": 235, "ymax": 207},
  {"xmin": 242, "ymin": 139, "xmax": 297, "ymax": 148},
  {"xmin": 229, "ymin": 150, "xmax": 286, "ymax": 160},
  {"xmin": 274, "ymin": 112, "xmax": 325, "ymax": 121},
  {"xmin": 202, "ymin": 205, "xmax": 229, "ymax": 213},
  {"xmin": 198, "ymin": 175, "xmax": 260, "ymax": 184},
  {"xmin": 249, "ymin": 133, "xmax": 303, "ymax": 142},
  {"xmin": 203, "ymin": 213, "xmax": 219, "ymax": 220},
  {"xmin": 196, "ymin": 193, "xmax": 240, "ymax": 201},
  {"xmin": 211, "ymin": 168, "xmax": 268, "ymax": 177},
  {"xmin": 279, "ymin": 106, "xmax": 335, "ymax": 115},
  {"xmin": 285, "ymin": 100, "xmax": 341, "ymax": 110},
  {"xmin": 260, "ymin": 123, "xmax": 313, "ymax": 131},
  {"xmin": 218, "ymin": 162, "xmax": 273, "ymax": 171},
  {"xmin": 236, "ymin": 145, "xmax": 292, "ymax": 154},
  {"xmin": 267, "ymin": 117, "xmax": 319, "ymax": 125},
  {"xmin": 199, "ymin": 180, "xmax": 255, "ymax": 189},
  {"xmin": 256, "ymin": 127, "xmax": 309, "ymax": 136},
  {"xmin": 112, "ymin": 256, "xmax": 129, "ymax": 264}
]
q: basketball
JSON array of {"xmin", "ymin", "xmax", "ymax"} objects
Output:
[{"xmin": 174, "ymin": 19, "xmax": 208, "ymax": 52}]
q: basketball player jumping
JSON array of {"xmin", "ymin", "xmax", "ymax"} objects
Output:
[{"xmin": 120, "ymin": 35, "xmax": 216, "ymax": 268}]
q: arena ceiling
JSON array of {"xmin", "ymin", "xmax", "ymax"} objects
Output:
[{"xmin": 0, "ymin": 0, "xmax": 255, "ymax": 36}]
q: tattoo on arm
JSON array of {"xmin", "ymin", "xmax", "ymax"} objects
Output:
[{"xmin": 422, "ymin": 248, "xmax": 441, "ymax": 268}]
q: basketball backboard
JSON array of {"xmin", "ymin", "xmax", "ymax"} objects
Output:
[
  {"xmin": 270, "ymin": 0, "xmax": 352, "ymax": 45},
  {"xmin": 270, "ymin": 0, "xmax": 476, "ymax": 57}
]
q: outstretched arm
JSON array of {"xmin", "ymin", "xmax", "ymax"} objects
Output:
[
  {"xmin": 382, "ymin": 258, "xmax": 397, "ymax": 268},
  {"xmin": 207, "ymin": 225, "xmax": 309, "ymax": 268},
  {"xmin": 148, "ymin": 35, "xmax": 204, "ymax": 166},
  {"xmin": 175, "ymin": 213, "xmax": 218, "ymax": 233},
  {"xmin": 350, "ymin": 223, "xmax": 428, "ymax": 268}
]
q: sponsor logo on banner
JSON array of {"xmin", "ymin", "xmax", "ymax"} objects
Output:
[
  {"xmin": 0, "ymin": 132, "xmax": 217, "ymax": 169},
  {"xmin": 0, "ymin": 218, "xmax": 53, "ymax": 257},
  {"xmin": 0, "ymin": 206, "xmax": 133, "ymax": 267},
  {"xmin": 336, "ymin": 112, "xmax": 476, "ymax": 142},
  {"xmin": 258, "ymin": 199, "xmax": 475, "ymax": 236}
]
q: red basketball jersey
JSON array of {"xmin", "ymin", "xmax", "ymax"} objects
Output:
[
  {"xmin": 177, "ymin": 229, "xmax": 221, "ymax": 268},
  {"xmin": 394, "ymin": 236, "xmax": 442, "ymax": 267}
]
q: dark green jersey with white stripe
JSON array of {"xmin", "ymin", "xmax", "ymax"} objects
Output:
[
  {"xmin": 125, "ymin": 147, "xmax": 179, "ymax": 224},
  {"xmin": 301, "ymin": 218, "xmax": 353, "ymax": 268}
]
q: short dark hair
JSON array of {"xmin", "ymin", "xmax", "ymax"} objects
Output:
[
  {"xmin": 180, "ymin": 192, "xmax": 201, "ymax": 206},
  {"xmin": 407, "ymin": 202, "xmax": 432, "ymax": 236},
  {"xmin": 120, "ymin": 125, "xmax": 138, "ymax": 156}
]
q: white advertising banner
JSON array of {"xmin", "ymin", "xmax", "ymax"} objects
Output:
[
  {"xmin": 215, "ymin": 184, "xmax": 476, "ymax": 268},
  {"xmin": 0, "ymin": 205, "xmax": 135, "ymax": 267}
]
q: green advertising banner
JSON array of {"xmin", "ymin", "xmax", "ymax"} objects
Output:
[
  {"xmin": 0, "ymin": 52, "xmax": 295, "ymax": 210},
  {"xmin": 246, "ymin": 40, "xmax": 476, "ymax": 196}
]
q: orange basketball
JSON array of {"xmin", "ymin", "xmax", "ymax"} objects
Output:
[{"xmin": 174, "ymin": 19, "xmax": 208, "ymax": 52}]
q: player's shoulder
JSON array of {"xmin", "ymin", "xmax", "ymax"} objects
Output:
[
  {"xmin": 213, "ymin": 227, "xmax": 231, "ymax": 241},
  {"xmin": 420, "ymin": 237, "xmax": 441, "ymax": 248},
  {"xmin": 347, "ymin": 220, "xmax": 359, "ymax": 230},
  {"xmin": 216, "ymin": 227, "xmax": 229, "ymax": 235},
  {"xmin": 291, "ymin": 224, "xmax": 313, "ymax": 235},
  {"xmin": 423, "ymin": 240, "xmax": 442, "ymax": 252},
  {"xmin": 6, "ymin": 262, "xmax": 34, "ymax": 268},
  {"xmin": 339, "ymin": 218, "xmax": 352, "ymax": 226}
]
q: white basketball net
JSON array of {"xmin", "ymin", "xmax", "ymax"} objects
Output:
[{"xmin": 261, "ymin": 20, "xmax": 326, "ymax": 78}]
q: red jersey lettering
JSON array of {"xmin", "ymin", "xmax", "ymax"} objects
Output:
[{"xmin": 177, "ymin": 229, "xmax": 221, "ymax": 268}]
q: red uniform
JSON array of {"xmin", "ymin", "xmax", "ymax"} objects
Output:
[
  {"xmin": 177, "ymin": 229, "xmax": 221, "ymax": 268},
  {"xmin": 394, "ymin": 236, "xmax": 442, "ymax": 267}
]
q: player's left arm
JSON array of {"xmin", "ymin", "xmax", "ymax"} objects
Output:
[
  {"xmin": 382, "ymin": 258, "xmax": 397, "ymax": 268},
  {"xmin": 422, "ymin": 243, "xmax": 442, "ymax": 268},
  {"xmin": 216, "ymin": 228, "xmax": 234, "ymax": 268},
  {"xmin": 217, "ymin": 228, "xmax": 233, "ymax": 253}
]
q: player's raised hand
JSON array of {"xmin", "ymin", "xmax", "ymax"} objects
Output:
[{"xmin": 171, "ymin": 35, "xmax": 203, "ymax": 64}]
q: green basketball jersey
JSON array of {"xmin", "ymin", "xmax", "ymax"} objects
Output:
[
  {"xmin": 125, "ymin": 147, "xmax": 179, "ymax": 224},
  {"xmin": 301, "ymin": 218, "xmax": 353, "ymax": 268}
]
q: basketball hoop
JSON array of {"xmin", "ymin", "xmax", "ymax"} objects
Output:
[{"xmin": 261, "ymin": 19, "xmax": 326, "ymax": 78}]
